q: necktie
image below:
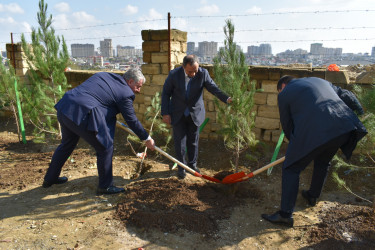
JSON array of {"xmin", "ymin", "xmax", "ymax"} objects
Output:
[{"xmin": 184, "ymin": 78, "xmax": 192, "ymax": 116}]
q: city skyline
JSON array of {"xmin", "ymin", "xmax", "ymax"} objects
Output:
[{"xmin": 1, "ymin": 0, "xmax": 375, "ymax": 55}]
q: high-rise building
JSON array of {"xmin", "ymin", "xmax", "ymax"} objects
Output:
[
  {"xmin": 198, "ymin": 41, "xmax": 217, "ymax": 58},
  {"xmin": 71, "ymin": 44, "xmax": 95, "ymax": 58},
  {"xmin": 100, "ymin": 39, "xmax": 113, "ymax": 58},
  {"xmin": 247, "ymin": 44, "xmax": 272, "ymax": 56},
  {"xmin": 310, "ymin": 43, "xmax": 324, "ymax": 55},
  {"xmin": 187, "ymin": 42, "xmax": 195, "ymax": 55},
  {"xmin": 372, "ymin": 46, "xmax": 375, "ymax": 57},
  {"xmin": 117, "ymin": 45, "xmax": 142, "ymax": 57},
  {"xmin": 310, "ymin": 43, "xmax": 342, "ymax": 57}
]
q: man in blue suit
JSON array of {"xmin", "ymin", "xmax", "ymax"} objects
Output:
[
  {"xmin": 161, "ymin": 55, "xmax": 232, "ymax": 179},
  {"xmin": 43, "ymin": 69, "xmax": 155, "ymax": 194},
  {"xmin": 262, "ymin": 76, "xmax": 367, "ymax": 227}
]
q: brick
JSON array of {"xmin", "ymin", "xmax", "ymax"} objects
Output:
[
  {"xmin": 254, "ymin": 92, "xmax": 267, "ymax": 105},
  {"xmin": 160, "ymin": 41, "xmax": 181, "ymax": 52},
  {"xmin": 267, "ymin": 93, "xmax": 278, "ymax": 106},
  {"xmin": 210, "ymin": 122, "xmax": 221, "ymax": 131},
  {"xmin": 143, "ymin": 52, "xmax": 151, "ymax": 63},
  {"xmin": 142, "ymin": 41, "xmax": 160, "ymax": 52},
  {"xmin": 261, "ymin": 80, "xmax": 278, "ymax": 93},
  {"xmin": 141, "ymin": 64, "xmax": 160, "ymax": 75},
  {"xmin": 257, "ymin": 105, "xmax": 279, "ymax": 119},
  {"xmin": 249, "ymin": 66, "xmax": 270, "ymax": 80},
  {"xmin": 325, "ymin": 71, "xmax": 349, "ymax": 84},
  {"xmin": 170, "ymin": 29, "xmax": 187, "ymax": 42},
  {"xmin": 151, "ymin": 74, "xmax": 168, "ymax": 86},
  {"xmin": 141, "ymin": 30, "xmax": 152, "ymax": 41},
  {"xmin": 356, "ymin": 72, "xmax": 375, "ymax": 84},
  {"xmin": 205, "ymin": 112, "xmax": 217, "ymax": 122},
  {"xmin": 143, "ymin": 86, "xmax": 162, "ymax": 96},
  {"xmin": 151, "ymin": 52, "xmax": 168, "ymax": 63},
  {"xmin": 255, "ymin": 116, "xmax": 280, "ymax": 130}
]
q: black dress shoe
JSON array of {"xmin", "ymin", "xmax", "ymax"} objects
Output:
[
  {"xmin": 191, "ymin": 166, "xmax": 200, "ymax": 174},
  {"xmin": 177, "ymin": 169, "xmax": 186, "ymax": 179},
  {"xmin": 97, "ymin": 185, "xmax": 125, "ymax": 195},
  {"xmin": 302, "ymin": 190, "xmax": 317, "ymax": 206},
  {"xmin": 42, "ymin": 176, "xmax": 68, "ymax": 188},
  {"xmin": 261, "ymin": 211, "xmax": 294, "ymax": 227}
]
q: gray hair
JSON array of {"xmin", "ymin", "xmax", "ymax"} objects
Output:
[{"xmin": 123, "ymin": 68, "xmax": 146, "ymax": 84}]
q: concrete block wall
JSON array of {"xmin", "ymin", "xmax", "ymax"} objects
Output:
[
  {"xmin": 5, "ymin": 29, "xmax": 374, "ymax": 143},
  {"xmin": 140, "ymin": 29, "xmax": 187, "ymax": 125}
]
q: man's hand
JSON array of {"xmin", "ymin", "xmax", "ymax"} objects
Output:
[
  {"xmin": 145, "ymin": 138, "xmax": 155, "ymax": 151},
  {"xmin": 227, "ymin": 97, "xmax": 233, "ymax": 104},
  {"xmin": 162, "ymin": 115, "xmax": 171, "ymax": 125}
]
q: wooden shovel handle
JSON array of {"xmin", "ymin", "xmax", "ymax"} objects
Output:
[
  {"xmin": 116, "ymin": 121, "xmax": 200, "ymax": 176},
  {"xmin": 250, "ymin": 156, "xmax": 285, "ymax": 177}
]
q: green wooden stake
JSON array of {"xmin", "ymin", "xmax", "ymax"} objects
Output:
[
  {"xmin": 14, "ymin": 79, "xmax": 26, "ymax": 144},
  {"xmin": 267, "ymin": 130, "xmax": 284, "ymax": 175},
  {"xmin": 172, "ymin": 117, "xmax": 210, "ymax": 170}
]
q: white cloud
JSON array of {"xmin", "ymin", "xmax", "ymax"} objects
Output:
[
  {"xmin": 54, "ymin": 2, "xmax": 70, "ymax": 13},
  {"xmin": 53, "ymin": 12, "xmax": 100, "ymax": 30},
  {"xmin": 121, "ymin": 5, "xmax": 138, "ymax": 15},
  {"xmin": 246, "ymin": 6, "xmax": 262, "ymax": 14},
  {"xmin": 0, "ymin": 3, "xmax": 24, "ymax": 14},
  {"xmin": 196, "ymin": 4, "xmax": 219, "ymax": 15},
  {"xmin": 0, "ymin": 17, "xmax": 16, "ymax": 24},
  {"xmin": 148, "ymin": 8, "xmax": 163, "ymax": 19}
]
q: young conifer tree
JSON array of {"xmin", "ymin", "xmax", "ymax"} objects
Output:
[
  {"xmin": 21, "ymin": 0, "xmax": 70, "ymax": 140},
  {"xmin": 213, "ymin": 19, "xmax": 258, "ymax": 172},
  {"xmin": 0, "ymin": 57, "xmax": 22, "ymax": 140}
]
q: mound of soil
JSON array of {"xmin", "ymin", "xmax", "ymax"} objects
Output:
[
  {"xmin": 306, "ymin": 203, "xmax": 375, "ymax": 249},
  {"xmin": 115, "ymin": 178, "xmax": 262, "ymax": 236}
]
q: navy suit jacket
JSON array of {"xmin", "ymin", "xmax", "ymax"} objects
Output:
[
  {"xmin": 278, "ymin": 77, "xmax": 367, "ymax": 168},
  {"xmin": 55, "ymin": 72, "xmax": 148, "ymax": 148},
  {"xmin": 161, "ymin": 66, "xmax": 229, "ymax": 126}
]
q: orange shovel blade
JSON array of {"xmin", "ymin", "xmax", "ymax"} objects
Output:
[
  {"xmin": 202, "ymin": 174, "xmax": 222, "ymax": 183},
  {"xmin": 221, "ymin": 171, "xmax": 247, "ymax": 184}
]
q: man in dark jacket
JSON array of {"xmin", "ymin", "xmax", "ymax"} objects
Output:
[
  {"xmin": 262, "ymin": 76, "xmax": 367, "ymax": 227},
  {"xmin": 43, "ymin": 69, "xmax": 155, "ymax": 194},
  {"xmin": 161, "ymin": 55, "xmax": 232, "ymax": 179}
]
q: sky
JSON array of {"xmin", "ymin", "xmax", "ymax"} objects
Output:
[{"xmin": 1, "ymin": 0, "xmax": 375, "ymax": 55}]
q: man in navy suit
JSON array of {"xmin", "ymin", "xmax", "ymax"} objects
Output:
[
  {"xmin": 161, "ymin": 55, "xmax": 232, "ymax": 179},
  {"xmin": 43, "ymin": 69, "xmax": 155, "ymax": 194},
  {"xmin": 262, "ymin": 76, "xmax": 367, "ymax": 227}
]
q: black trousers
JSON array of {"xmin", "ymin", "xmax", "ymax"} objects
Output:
[
  {"xmin": 172, "ymin": 115, "xmax": 200, "ymax": 171},
  {"xmin": 280, "ymin": 132, "xmax": 352, "ymax": 215},
  {"xmin": 44, "ymin": 112, "xmax": 114, "ymax": 189}
]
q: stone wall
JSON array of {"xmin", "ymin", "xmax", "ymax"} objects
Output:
[{"xmin": 5, "ymin": 29, "xmax": 374, "ymax": 143}]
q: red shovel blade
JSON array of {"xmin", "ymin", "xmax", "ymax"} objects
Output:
[
  {"xmin": 202, "ymin": 174, "xmax": 222, "ymax": 183},
  {"xmin": 221, "ymin": 171, "xmax": 247, "ymax": 184}
]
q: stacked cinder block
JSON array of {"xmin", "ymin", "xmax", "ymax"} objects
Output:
[
  {"xmin": 6, "ymin": 43, "xmax": 29, "ymax": 81},
  {"xmin": 140, "ymin": 29, "xmax": 187, "ymax": 125}
]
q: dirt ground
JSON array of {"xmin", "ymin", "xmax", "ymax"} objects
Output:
[{"xmin": 0, "ymin": 116, "xmax": 374, "ymax": 250}]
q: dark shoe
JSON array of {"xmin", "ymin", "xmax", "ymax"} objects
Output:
[
  {"xmin": 302, "ymin": 190, "xmax": 317, "ymax": 206},
  {"xmin": 261, "ymin": 211, "xmax": 294, "ymax": 227},
  {"xmin": 191, "ymin": 166, "xmax": 200, "ymax": 174},
  {"xmin": 177, "ymin": 169, "xmax": 186, "ymax": 179},
  {"xmin": 42, "ymin": 176, "xmax": 68, "ymax": 188},
  {"xmin": 97, "ymin": 185, "xmax": 125, "ymax": 195}
]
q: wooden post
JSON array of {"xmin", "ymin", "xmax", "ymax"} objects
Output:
[{"xmin": 168, "ymin": 12, "xmax": 171, "ymax": 71}]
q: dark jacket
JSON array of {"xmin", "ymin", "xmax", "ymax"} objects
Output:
[
  {"xmin": 278, "ymin": 77, "xmax": 367, "ymax": 168},
  {"xmin": 161, "ymin": 66, "xmax": 229, "ymax": 126},
  {"xmin": 55, "ymin": 72, "xmax": 148, "ymax": 148}
]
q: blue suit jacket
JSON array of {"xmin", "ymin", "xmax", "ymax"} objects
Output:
[
  {"xmin": 55, "ymin": 72, "xmax": 148, "ymax": 148},
  {"xmin": 278, "ymin": 77, "xmax": 367, "ymax": 168},
  {"xmin": 161, "ymin": 66, "xmax": 229, "ymax": 126}
]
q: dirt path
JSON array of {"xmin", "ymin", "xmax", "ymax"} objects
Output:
[{"xmin": 0, "ymin": 118, "xmax": 374, "ymax": 249}]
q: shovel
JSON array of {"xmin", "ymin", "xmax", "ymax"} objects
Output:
[
  {"xmin": 116, "ymin": 121, "xmax": 222, "ymax": 183},
  {"xmin": 221, "ymin": 156, "xmax": 285, "ymax": 184}
]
